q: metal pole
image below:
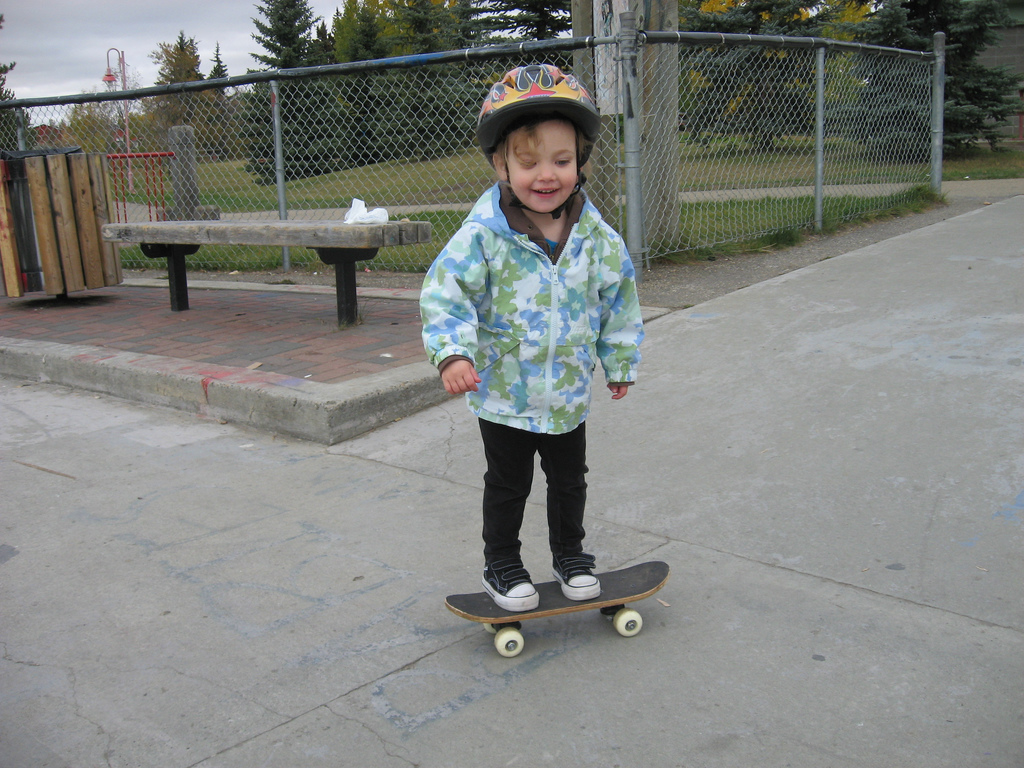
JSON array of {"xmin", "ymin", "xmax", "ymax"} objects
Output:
[
  {"xmin": 119, "ymin": 52, "xmax": 131, "ymax": 163},
  {"xmin": 1018, "ymin": 88, "xmax": 1023, "ymax": 141},
  {"xmin": 15, "ymin": 108, "xmax": 26, "ymax": 150},
  {"xmin": 930, "ymin": 32, "xmax": 946, "ymax": 195},
  {"xmin": 103, "ymin": 49, "xmax": 134, "ymax": 192},
  {"xmin": 814, "ymin": 45, "xmax": 825, "ymax": 231},
  {"xmin": 619, "ymin": 11, "xmax": 645, "ymax": 277},
  {"xmin": 270, "ymin": 80, "xmax": 290, "ymax": 271}
]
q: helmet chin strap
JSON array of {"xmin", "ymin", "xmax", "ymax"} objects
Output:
[{"xmin": 506, "ymin": 172, "xmax": 587, "ymax": 220}]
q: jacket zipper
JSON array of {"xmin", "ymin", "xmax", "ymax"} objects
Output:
[
  {"xmin": 542, "ymin": 256, "xmax": 562, "ymax": 433},
  {"xmin": 518, "ymin": 225, "xmax": 579, "ymax": 433}
]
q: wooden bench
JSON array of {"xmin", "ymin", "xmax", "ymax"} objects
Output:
[{"xmin": 101, "ymin": 219, "xmax": 431, "ymax": 325}]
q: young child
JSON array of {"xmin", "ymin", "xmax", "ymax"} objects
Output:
[{"xmin": 420, "ymin": 64, "xmax": 644, "ymax": 611}]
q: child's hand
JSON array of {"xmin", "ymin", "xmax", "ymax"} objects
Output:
[
  {"xmin": 441, "ymin": 359, "xmax": 482, "ymax": 395},
  {"xmin": 608, "ymin": 383, "xmax": 630, "ymax": 400}
]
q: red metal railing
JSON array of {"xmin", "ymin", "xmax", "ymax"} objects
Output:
[{"xmin": 106, "ymin": 152, "xmax": 174, "ymax": 223}]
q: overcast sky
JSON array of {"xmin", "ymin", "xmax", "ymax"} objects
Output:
[{"xmin": 3, "ymin": 0, "xmax": 344, "ymax": 101}]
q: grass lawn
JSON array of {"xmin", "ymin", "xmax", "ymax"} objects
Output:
[
  {"xmin": 118, "ymin": 141, "xmax": 1023, "ymax": 272},
  {"xmin": 942, "ymin": 142, "xmax": 1024, "ymax": 181}
]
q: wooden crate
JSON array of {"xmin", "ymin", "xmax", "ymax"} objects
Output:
[{"xmin": 0, "ymin": 152, "xmax": 120, "ymax": 298}]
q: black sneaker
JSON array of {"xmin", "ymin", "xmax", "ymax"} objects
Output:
[
  {"xmin": 552, "ymin": 552, "xmax": 601, "ymax": 601},
  {"xmin": 482, "ymin": 557, "xmax": 539, "ymax": 611}
]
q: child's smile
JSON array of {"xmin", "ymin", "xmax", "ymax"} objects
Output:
[{"xmin": 496, "ymin": 119, "xmax": 579, "ymax": 232}]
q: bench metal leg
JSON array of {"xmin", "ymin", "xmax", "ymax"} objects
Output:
[
  {"xmin": 334, "ymin": 261, "xmax": 358, "ymax": 326},
  {"xmin": 141, "ymin": 243, "xmax": 202, "ymax": 311},
  {"xmin": 315, "ymin": 247, "xmax": 378, "ymax": 326}
]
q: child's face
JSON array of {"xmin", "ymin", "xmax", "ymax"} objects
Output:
[{"xmin": 495, "ymin": 119, "xmax": 579, "ymax": 219}]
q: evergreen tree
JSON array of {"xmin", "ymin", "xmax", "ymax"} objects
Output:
[
  {"xmin": 386, "ymin": 0, "xmax": 490, "ymax": 51},
  {"xmin": 448, "ymin": 0, "xmax": 491, "ymax": 48},
  {"xmin": 374, "ymin": 0, "xmax": 481, "ymax": 163},
  {"xmin": 251, "ymin": 0, "xmax": 318, "ymax": 68},
  {"xmin": 484, "ymin": 0, "xmax": 571, "ymax": 39},
  {"xmin": 334, "ymin": 3, "xmax": 358, "ymax": 64},
  {"xmin": 246, "ymin": 0, "xmax": 348, "ymax": 183},
  {"xmin": 347, "ymin": 3, "xmax": 391, "ymax": 61},
  {"xmin": 681, "ymin": 0, "xmax": 828, "ymax": 36},
  {"xmin": 854, "ymin": 0, "xmax": 1021, "ymax": 152},
  {"xmin": 206, "ymin": 44, "xmax": 236, "ymax": 160},
  {"xmin": 149, "ymin": 32, "xmax": 206, "ymax": 133},
  {"xmin": 153, "ymin": 31, "xmax": 204, "ymax": 84},
  {"xmin": 832, "ymin": 0, "xmax": 933, "ymax": 162},
  {"xmin": 209, "ymin": 43, "xmax": 229, "ymax": 80},
  {"xmin": 679, "ymin": 0, "xmax": 834, "ymax": 147},
  {"xmin": 389, "ymin": 0, "xmax": 449, "ymax": 54},
  {"xmin": 309, "ymin": 20, "xmax": 338, "ymax": 65}
]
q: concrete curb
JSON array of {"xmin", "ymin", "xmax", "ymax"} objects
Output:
[{"xmin": 0, "ymin": 335, "xmax": 451, "ymax": 444}]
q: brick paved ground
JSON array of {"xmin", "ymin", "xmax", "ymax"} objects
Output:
[{"xmin": 0, "ymin": 285, "xmax": 426, "ymax": 384}]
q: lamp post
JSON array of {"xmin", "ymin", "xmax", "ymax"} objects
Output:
[{"xmin": 103, "ymin": 48, "xmax": 132, "ymax": 190}]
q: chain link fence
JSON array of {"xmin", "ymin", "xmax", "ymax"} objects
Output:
[
  {"xmin": 636, "ymin": 32, "xmax": 937, "ymax": 262},
  {"xmin": 0, "ymin": 27, "xmax": 941, "ymax": 275}
]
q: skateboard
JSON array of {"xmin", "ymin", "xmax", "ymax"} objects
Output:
[{"xmin": 445, "ymin": 560, "xmax": 670, "ymax": 657}]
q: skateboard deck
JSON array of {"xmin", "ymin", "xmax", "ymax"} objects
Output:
[{"xmin": 446, "ymin": 560, "xmax": 669, "ymax": 657}]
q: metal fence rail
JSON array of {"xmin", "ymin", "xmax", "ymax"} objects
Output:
[{"xmin": 0, "ymin": 24, "xmax": 942, "ymax": 275}]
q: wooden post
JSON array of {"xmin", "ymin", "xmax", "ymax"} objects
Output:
[
  {"xmin": 572, "ymin": 0, "xmax": 620, "ymax": 228},
  {"xmin": 168, "ymin": 125, "xmax": 200, "ymax": 221},
  {"xmin": 635, "ymin": 0, "xmax": 681, "ymax": 252}
]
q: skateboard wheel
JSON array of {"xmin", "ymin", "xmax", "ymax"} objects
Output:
[
  {"xmin": 613, "ymin": 608, "xmax": 643, "ymax": 637},
  {"xmin": 483, "ymin": 623, "xmax": 498, "ymax": 635},
  {"xmin": 494, "ymin": 627, "xmax": 524, "ymax": 657}
]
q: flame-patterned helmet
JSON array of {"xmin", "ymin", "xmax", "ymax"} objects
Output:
[{"xmin": 477, "ymin": 64, "xmax": 601, "ymax": 163}]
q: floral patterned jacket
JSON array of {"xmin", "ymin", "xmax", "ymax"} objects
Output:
[{"xmin": 420, "ymin": 183, "xmax": 644, "ymax": 435}]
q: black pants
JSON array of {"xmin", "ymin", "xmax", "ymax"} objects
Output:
[{"xmin": 479, "ymin": 419, "xmax": 588, "ymax": 562}]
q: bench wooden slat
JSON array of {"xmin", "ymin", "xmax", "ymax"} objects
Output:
[
  {"xmin": 101, "ymin": 220, "xmax": 431, "ymax": 249},
  {"xmin": 0, "ymin": 161, "xmax": 22, "ymax": 298},
  {"xmin": 25, "ymin": 157, "xmax": 65, "ymax": 296}
]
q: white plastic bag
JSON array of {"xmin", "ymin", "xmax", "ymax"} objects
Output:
[{"xmin": 343, "ymin": 198, "xmax": 389, "ymax": 224}]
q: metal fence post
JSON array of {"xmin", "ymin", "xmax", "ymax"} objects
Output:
[
  {"xmin": 271, "ymin": 80, "xmax": 290, "ymax": 271},
  {"xmin": 15, "ymin": 108, "xmax": 26, "ymax": 150},
  {"xmin": 814, "ymin": 45, "xmax": 826, "ymax": 231},
  {"xmin": 930, "ymin": 32, "xmax": 946, "ymax": 195},
  {"xmin": 618, "ymin": 11, "xmax": 645, "ymax": 277}
]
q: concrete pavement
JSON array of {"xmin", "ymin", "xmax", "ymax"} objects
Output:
[{"xmin": 1, "ymin": 188, "xmax": 1023, "ymax": 767}]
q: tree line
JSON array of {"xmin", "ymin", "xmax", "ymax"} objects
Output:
[{"xmin": 678, "ymin": 0, "xmax": 1021, "ymax": 156}]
